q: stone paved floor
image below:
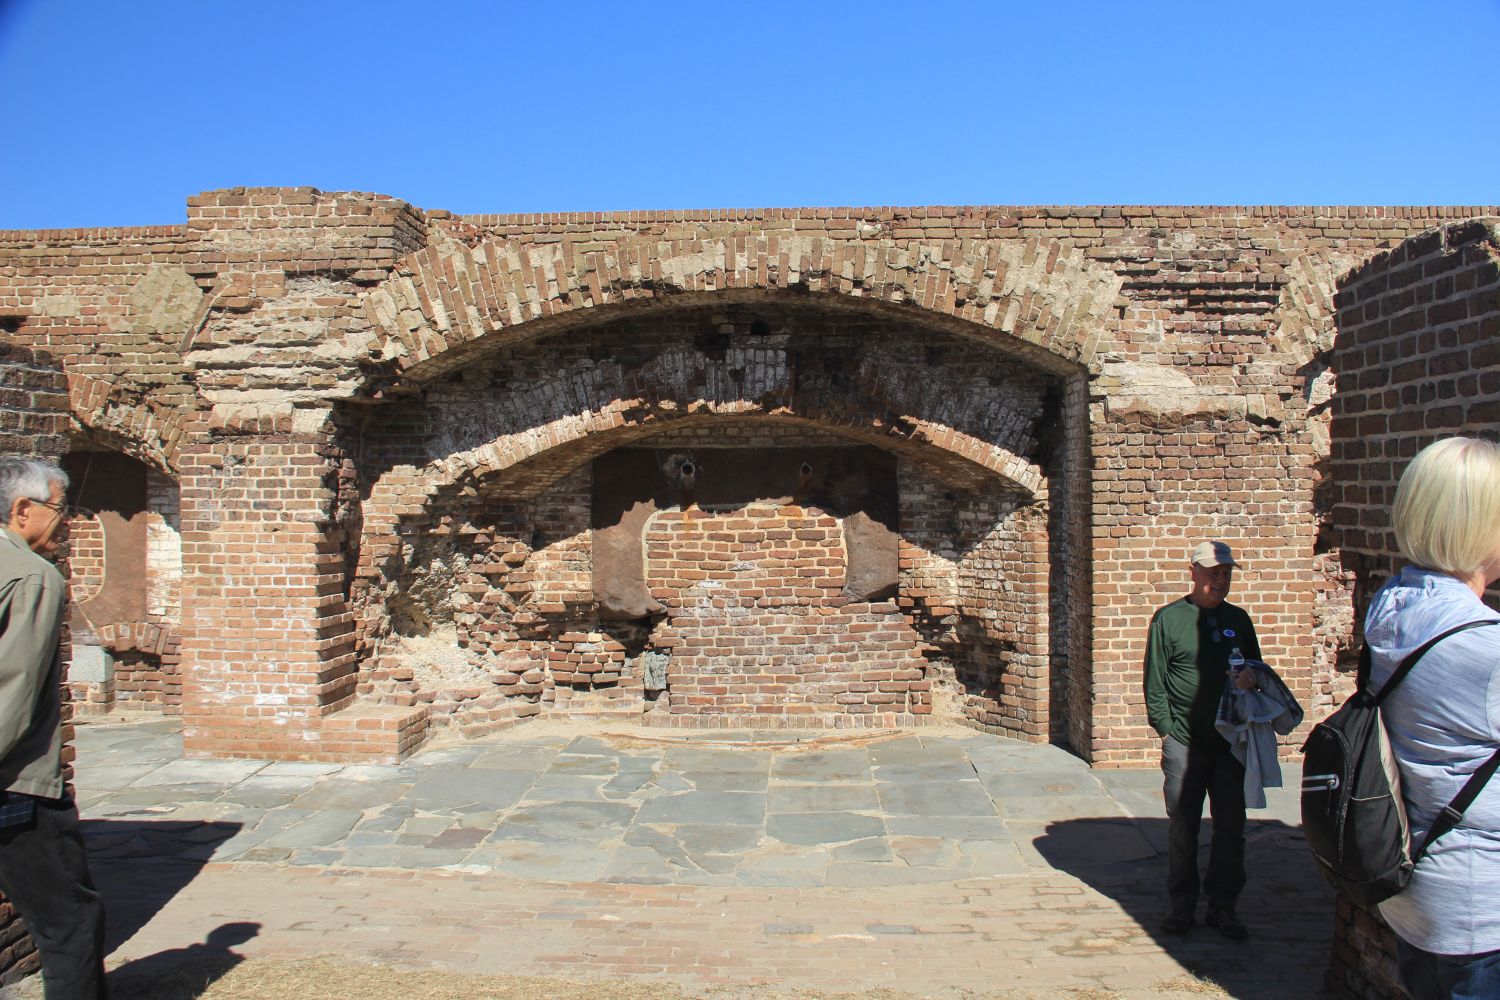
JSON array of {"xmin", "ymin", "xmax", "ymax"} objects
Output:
[{"xmin": 50, "ymin": 717, "xmax": 1334, "ymax": 997}]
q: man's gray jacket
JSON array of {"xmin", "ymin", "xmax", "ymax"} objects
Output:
[{"xmin": 0, "ymin": 527, "xmax": 66, "ymax": 799}]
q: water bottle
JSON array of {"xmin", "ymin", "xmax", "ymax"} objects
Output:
[{"xmin": 1228, "ymin": 647, "xmax": 1246, "ymax": 674}]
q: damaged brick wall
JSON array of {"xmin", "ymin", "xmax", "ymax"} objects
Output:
[
  {"xmin": 3, "ymin": 191, "xmax": 1499, "ymax": 767},
  {"xmin": 899, "ymin": 470, "xmax": 1049, "ymax": 738},
  {"xmin": 643, "ymin": 502, "xmax": 927, "ymax": 727},
  {"xmin": 351, "ymin": 305, "xmax": 1055, "ymax": 732},
  {"xmin": 1324, "ymin": 218, "xmax": 1500, "ymax": 1000}
]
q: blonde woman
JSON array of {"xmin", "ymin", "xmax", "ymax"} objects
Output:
[{"xmin": 1366, "ymin": 437, "xmax": 1500, "ymax": 999}]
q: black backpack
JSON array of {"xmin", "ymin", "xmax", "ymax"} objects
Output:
[{"xmin": 1300, "ymin": 620, "xmax": 1500, "ymax": 907}]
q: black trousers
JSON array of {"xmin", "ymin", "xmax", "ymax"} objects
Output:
[
  {"xmin": 0, "ymin": 795, "xmax": 108, "ymax": 999},
  {"xmin": 1161, "ymin": 735, "xmax": 1246, "ymax": 916}
]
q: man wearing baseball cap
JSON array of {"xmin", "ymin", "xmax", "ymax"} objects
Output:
[{"xmin": 1143, "ymin": 540, "xmax": 1261, "ymax": 940}]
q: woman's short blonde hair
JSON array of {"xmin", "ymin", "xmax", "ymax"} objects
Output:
[{"xmin": 1393, "ymin": 437, "xmax": 1500, "ymax": 576}]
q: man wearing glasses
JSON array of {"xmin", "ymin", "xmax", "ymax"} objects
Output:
[
  {"xmin": 1143, "ymin": 540, "xmax": 1261, "ymax": 942},
  {"xmin": 0, "ymin": 457, "xmax": 109, "ymax": 998}
]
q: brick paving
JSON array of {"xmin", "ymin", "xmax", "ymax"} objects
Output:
[{"xmin": 62, "ymin": 718, "xmax": 1334, "ymax": 998}]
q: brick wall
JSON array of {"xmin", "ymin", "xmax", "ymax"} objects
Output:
[
  {"xmin": 0, "ymin": 343, "xmax": 68, "ymax": 459},
  {"xmin": 145, "ymin": 464, "xmax": 182, "ymax": 626},
  {"xmin": 3, "ymin": 191, "xmax": 1500, "ymax": 770},
  {"xmin": 1329, "ymin": 218, "xmax": 1500, "ymax": 595},
  {"xmin": 0, "ymin": 342, "xmax": 67, "ymax": 986},
  {"xmin": 643, "ymin": 503, "xmax": 930, "ymax": 727},
  {"xmin": 1322, "ymin": 218, "xmax": 1500, "ymax": 999},
  {"xmin": 899, "ymin": 471, "xmax": 1049, "ymax": 738},
  {"xmin": 1055, "ymin": 374, "xmax": 1094, "ymax": 750},
  {"xmin": 65, "ymin": 517, "xmax": 104, "ymax": 598},
  {"xmin": 177, "ymin": 415, "xmax": 374, "ymax": 760},
  {"xmin": 1088, "ymin": 414, "xmax": 1320, "ymax": 764}
]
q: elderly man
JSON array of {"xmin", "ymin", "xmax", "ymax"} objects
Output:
[
  {"xmin": 1143, "ymin": 540, "xmax": 1260, "ymax": 941},
  {"xmin": 0, "ymin": 457, "xmax": 108, "ymax": 998}
]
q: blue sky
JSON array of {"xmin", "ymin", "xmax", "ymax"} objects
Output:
[{"xmin": 1, "ymin": 0, "xmax": 1497, "ymax": 229}]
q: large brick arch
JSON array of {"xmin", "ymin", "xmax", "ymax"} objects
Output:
[{"xmin": 358, "ymin": 234, "xmax": 1124, "ymax": 385}]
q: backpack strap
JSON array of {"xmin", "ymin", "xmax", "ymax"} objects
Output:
[
  {"xmin": 1413, "ymin": 746, "xmax": 1500, "ymax": 863},
  {"xmin": 1371, "ymin": 619, "xmax": 1500, "ymax": 704},
  {"xmin": 1367, "ymin": 618, "xmax": 1500, "ymax": 862}
]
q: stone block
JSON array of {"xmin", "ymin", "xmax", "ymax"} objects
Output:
[{"xmin": 68, "ymin": 644, "xmax": 113, "ymax": 684}]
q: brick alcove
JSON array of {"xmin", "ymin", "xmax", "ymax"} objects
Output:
[
  {"xmin": 353, "ymin": 299, "xmax": 1082, "ymax": 741},
  {"xmin": 60, "ymin": 447, "xmax": 183, "ymax": 715}
]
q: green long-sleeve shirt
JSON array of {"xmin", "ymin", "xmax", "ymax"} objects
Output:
[
  {"xmin": 0, "ymin": 528, "xmax": 65, "ymax": 799},
  {"xmin": 1143, "ymin": 596, "xmax": 1261, "ymax": 748}
]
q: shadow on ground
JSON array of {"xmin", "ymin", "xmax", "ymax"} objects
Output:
[
  {"xmin": 1033, "ymin": 816, "xmax": 1338, "ymax": 1000},
  {"xmin": 80, "ymin": 819, "xmax": 243, "ymax": 953},
  {"xmin": 104, "ymin": 922, "xmax": 259, "ymax": 1000},
  {"xmin": 1, "ymin": 822, "xmax": 252, "ymax": 1000}
]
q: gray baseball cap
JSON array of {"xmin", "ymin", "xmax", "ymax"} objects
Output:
[{"xmin": 1189, "ymin": 540, "xmax": 1240, "ymax": 568}]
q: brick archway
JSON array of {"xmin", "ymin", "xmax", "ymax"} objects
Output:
[
  {"xmin": 357, "ymin": 234, "xmax": 1123, "ymax": 388},
  {"xmin": 68, "ymin": 372, "xmax": 188, "ymax": 475},
  {"xmin": 59, "ymin": 403, "xmax": 187, "ymax": 716},
  {"xmin": 356, "ymin": 304, "xmax": 1068, "ymax": 578},
  {"xmin": 352, "ymin": 286, "xmax": 1088, "ymax": 740}
]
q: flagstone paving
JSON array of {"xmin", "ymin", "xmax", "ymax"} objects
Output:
[
  {"xmin": 55, "ymin": 716, "xmax": 1336, "ymax": 998},
  {"xmin": 74, "ymin": 721, "xmax": 1179, "ymax": 886}
]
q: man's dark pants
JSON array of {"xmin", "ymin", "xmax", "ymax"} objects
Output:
[
  {"xmin": 0, "ymin": 795, "xmax": 109, "ymax": 999},
  {"xmin": 1161, "ymin": 734, "xmax": 1246, "ymax": 917}
]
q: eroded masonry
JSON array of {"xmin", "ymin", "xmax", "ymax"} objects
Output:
[{"xmin": 2, "ymin": 193, "xmax": 1497, "ymax": 767}]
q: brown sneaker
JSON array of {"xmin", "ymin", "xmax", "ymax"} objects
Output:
[{"xmin": 1206, "ymin": 906, "xmax": 1248, "ymax": 940}]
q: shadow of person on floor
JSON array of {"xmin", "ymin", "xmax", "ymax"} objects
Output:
[
  {"xmin": 105, "ymin": 921, "xmax": 259, "ymax": 999},
  {"xmin": 79, "ymin": 818, "xmax": 242, "ymax": 953},
  {"xmin": 1031, "ymin": 816, "xmax": 1339, "ymax": 1000}
]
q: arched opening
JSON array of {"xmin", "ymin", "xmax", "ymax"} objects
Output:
[
  {"xmin": 60, "ymin": 444, "xmax": 182, "ymax": 715},
  {"xmin": 349, "ymin": 295, "xmax": 1089, "ymax": 745}
]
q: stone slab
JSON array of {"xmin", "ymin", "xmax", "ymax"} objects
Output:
[
  {"xmin": 636, "ymin": 791, "xmax": 765, "ymax": 827},
  {"xmin": 767, "ymin": 782, "xmax": 880, "ymax": 813},
  {"xmin": 876, "ymin": 779, "xmax": 997, "ymax": 817}
]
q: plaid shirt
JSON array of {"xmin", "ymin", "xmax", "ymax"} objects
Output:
[{"xmin": 0, "ymin": 790, "xmax": 35, "ymax": 829}]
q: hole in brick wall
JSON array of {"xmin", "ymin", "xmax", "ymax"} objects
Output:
[
  {"xmin": 388, "ymin": 593, "xmax": 437, "ymax": 637},
  {"xmin": 1032, "ymin": 383, "xmax": 1065, "ymax": 470},
  {"xmin": 694, "ymin": 330, "xmax": 731, "ymax": 355},
  {"xmin": 0, "ymin": 315, "xmax": 20, "ymax": 334},
  {"xmin": 387, "ymin": 536, "xmax": 466, "ymax": 638}
]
